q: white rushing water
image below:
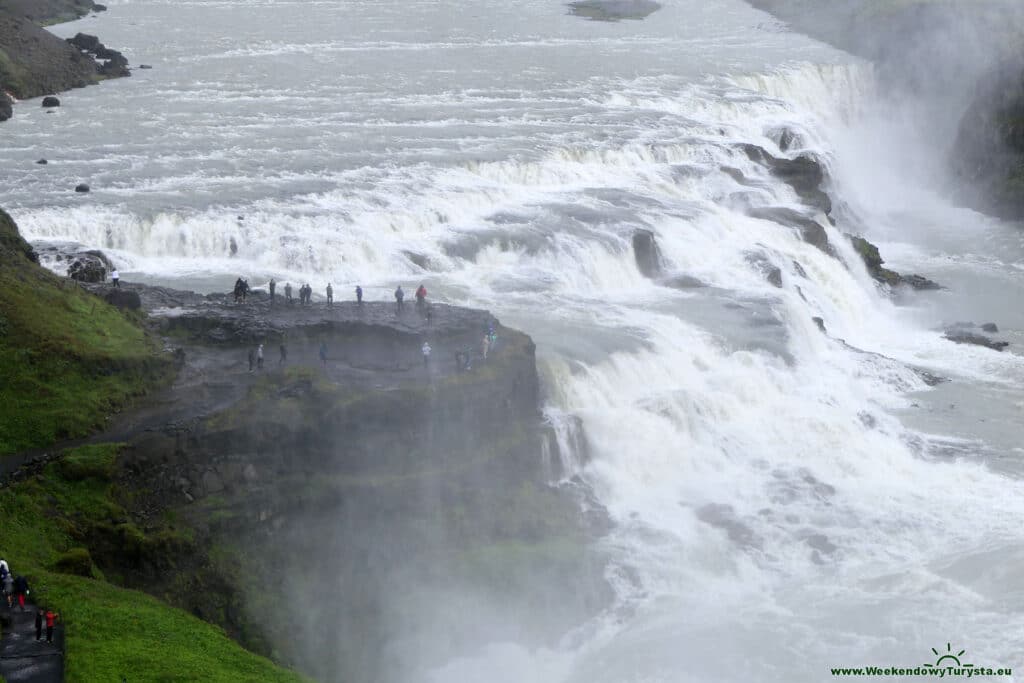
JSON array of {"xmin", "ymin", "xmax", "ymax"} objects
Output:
[{"xmin": 3, "ymin": 0, "xmax": 1024, "ymax": 680}]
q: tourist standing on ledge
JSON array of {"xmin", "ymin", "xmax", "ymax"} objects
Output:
[
  {"xmin": 355, "ymin": 285, "xmax": 363, "ymax": 304},
  {"xmin": 269, "ymin": 278, "xmax": 276, "ymax": 304},
  {"xmin": 111, "ymin": 268, "xmax": 120, "ymax": 288},
  {"xmin": 415, "ymin": 283, "xmax": 427, "ymax": 306},
  {"xmin": 422, "ymin": 340, "xmax": 431, "ymax": 367},
  {"xmin": 395, "ymin": 285, "xmax": 405, "ymax": 311},
  {"xmin": 284, "ymin": 282, "xmax": 293, "ymax": 304},
  {"xmin": 257, "ymin": 344, "xmax": 264, "ymax": 370},
  {"xmin": 326, "ymin": 283, "xmax": 333, "ymax": 306}
]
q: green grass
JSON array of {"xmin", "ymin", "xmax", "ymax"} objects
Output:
[
  {"xmin": 0, "ymin": 443, "xmax": 310, "ymax": 683},
  {"xmin": 0, "ymin": 211, "xmax": 173, "ymax": 456}
]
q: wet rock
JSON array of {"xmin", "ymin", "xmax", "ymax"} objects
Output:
[
  {"xmin": 41, "ymin": 96, "xmax": 60, "ymax": 107},
  {"xmin": 75, "ymin": 183, "xmax": 90, "ymax": 193},
  {"xmin": 632, "ymin": 229, "xmax": 663, "ymax": 278},
  {"xmin": 746, "ymin": 252, "xmax": 782, "ymax": 288},
  {"xmin": 811, "ymin": 316, "xmax": 826, "ymax": 333},
  {"xmin": 748, "ymin": 206, "xmax": 833, "ymax": 255},
  {"xmin": 36, "ymin": 159, "xmax": 48, "ymax": 165},
  {"xmin": 67, "ymin": 251, "xmax": 109, "ymax": 282},
  {"xmin": 739, "ymin": 144, "xmax": 832, "ymax": 214},
  {"xmin": 403, "ymin": 251, "xmax": 432, "ymax": 270},
  {"xmin": 792, "ymin": 260, "xmax": 808, "ymax": 278},
  {"xmin": 660, "ymin": 273, "xmax": 704, "ymax": 289},
  {"xmin": 943, "ymin": 331, "xmax": 1009, "ymax": 351},
  {"xmin": 696, "ymin": 503, "xmax": 762, "ymax": 550},
  {"xmin": 0, "ymin": 93, "xmax": 11, "ymax": 122},
  {"xmin": 846, "ymin": 235, "xmax": 941, "ymax": 290},
  {"xmin": 68, "ymin": 32, "xmax": 101, "ymax": 52},
  {"xmin": 567, "ymin": 0, "xmax": 661, "ymax": 21},
  {"xmin": 138, "ymin": 64, "xmax": 153, "ymax": 69},
  {"xmin": 981, "ymin": 322, "xmax": 999, "ymax": 333},
  {"xmin": 104, "ymin": 288, "xmax": 142, "ymax": 310}
]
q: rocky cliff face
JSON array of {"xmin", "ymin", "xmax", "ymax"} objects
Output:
[
  {"xmin": 0, "ymin": 0, "xmax": 127, "ymax": 119},
  {"xmin": 63, "ymin": 286, "xmax": 611, "ymax": 682},
  {"xmin": 952, "ymin": 59, "xmax": 1024, "ymax": 219}
]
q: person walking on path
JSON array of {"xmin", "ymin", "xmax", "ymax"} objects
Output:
[
  {"xmin": 279, "ymin": 344, "xmax": 287, "ymax": 367},
  {"xmin": 248, "ymin": 348, "xmax": 255, "ymax": 373},
  {"xmin": 421, "ymin": 340, "xmax": 431, "ymax": 368},
  {"xmin": 34, "ymin": 609, "xmax": 43, "ymax": 641},
  {"xmin": 45, "ymin": 610, "xmax": 58, "ymax": 643},
  {"xmin": 111, "ymin": 269, "xmax": 120, "ymax": 288},
  {"xmin": 3, "ymin": 572, "xmax": 13, "ymax": 608},
  {"xmin": 326, "ymin": 283, "xmax": 334, "ymax": 306},
  {"xmin": 285, "ymin": 282, "xmax": 293, "ymax": 304},
  {"xmin": 14, "ymin": 575, "xmax": 28, "ymax": 612},
  {"xmin": 355, "ymin": 285, "xmax": 363, "ymax": 305},
  {"xmin": 257, "ymin": 344, "xmax": 264, "ymax": 370},
  {"xmin": 269, "ymin": 278, "xmax": 276, "ymax": 304},
  {"xmin": 319, "ymin": 342, "xmax": 328, "ymax": 367},
  {"xmin": 0, "ymin": 559, "xmax": 9, "ymax": 579},
  {"xmin": 394, "ymin": 285, "xmax": 405, "ymax": 312},
  {"xmin": 481, "ymin": 333, "xmax": 490, "ymax": 360}
]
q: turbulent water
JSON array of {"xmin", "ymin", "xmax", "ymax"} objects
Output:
[{"xmin": 4, "ymin": 0, "xmax": 1024, "ymax": 680}]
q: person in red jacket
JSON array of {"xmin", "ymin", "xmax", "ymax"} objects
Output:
[
  {"xmin": 45, "ymin": 610, "xmax": 59, "ymax": 643},
  {"xmin": 415, "ymin": 284, "xmax": 427, "ymax": 307}
]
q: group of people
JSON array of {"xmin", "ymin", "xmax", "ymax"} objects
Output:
[
  {"xmin": 0, "ymin": 559, "xmax": 58, "ymax": 644},
  {"xmin": 233, "ymin": 278, "xmax": 251, "ymax": 303},
  {"xmin": 454, "ymin": 324, "xmax": 498, "ymax": 372}
]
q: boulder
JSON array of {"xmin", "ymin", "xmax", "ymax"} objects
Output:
[
  {"xmin": 981, "ymin": 322, "xmax": 999, "ymax": 333},
  {"xmin": 632, "ymin": 229, "xmax": 663, "ymax": 278},
  {"xmin": 93, "ymin": 3, "xmax": 107, "ymax": 10},
  {"xmin": 41, "ymin": 96, "xmax": 60, "ymax": 108},
  {"xmin": 0, "ymin": 93, "xmax": 11, "ymax": 122},
  {"xmin": 105, "ymin": 288, "xmax": 142, "ymax": 310},
  {"xmin": 67, "ymin": 253, "xmax": 108, "ymax": 282},
  {"xmin": 747, "ymin": 207, "xmax": 833, "ymax": 255},
  {"xmin": 739, "ymin": 144, "xmax": 832, "ymax": 214},
  {"xmin": 944, "ymin": 331, "xmax": 1009, "ymax": 351},
  {"xmin": 846, "ymin": 235, "xmax": 940, "ymax": 290},
  {"xmin": 68, "ymin": 32, "xmax": 101, "ymax": 52},
  {"xmin": 138, "ymin": 64, "xmax": 153, "ymax": 70},
  {"xmin": 75, "ymin": 183, "xmax": 90, "ymax": 193},
  {"xmin": 36, "ymin": 159, "xmax": 48, "ymax": 165},
  {"xmin": 746, "ymin": 252, "xmax": 782, "ymax": 288}
]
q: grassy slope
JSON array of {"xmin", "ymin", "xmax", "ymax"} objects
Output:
[
  {"xmin": 0, "ymin": 443, "xmax": 310, "ymax": 683},
  {"xmin": 0, "ymin": 208, "xmax": 171, "ymax": 456}
]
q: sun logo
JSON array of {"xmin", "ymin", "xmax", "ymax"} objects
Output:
[{"xmin": 925, "ymin": 644, "xmax": 973, "ymax": 668}]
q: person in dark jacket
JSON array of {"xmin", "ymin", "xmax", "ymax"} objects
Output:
[
  {"xmin": 14, "ymin": 575, "xmax": 28, "ymax": 612},
  {"xmin": 269, "ymin": 278, "xmax": 276, "ymax": 304},
  {"xmin": 326, "ymin": 283, "xmax": 333, "ymax": 306},
  {"xmin": 35, "ymin": 610, "xmax": 43, "ymax": 641},
  {"xmin": 285, "ymin": 282, "xmax": 293, "ymax": 304},
  {"xmin": 355, "ymin": 285, "xmax": 363, "ymax": 305},
  {"xmin": 394, "ymin": 286, "xmax": 404, "ymax": 311}
]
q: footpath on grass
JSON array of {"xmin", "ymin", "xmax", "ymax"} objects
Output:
[{"xmin": 0, "ymin": 600, "xmax": 63, "ymax": 683}]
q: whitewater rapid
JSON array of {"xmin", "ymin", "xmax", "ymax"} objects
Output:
[{"xmin": 3, "ymin": 0, "xmax": 1024, "ymax": 679}]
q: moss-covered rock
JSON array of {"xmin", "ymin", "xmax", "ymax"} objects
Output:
[{"xmin": 53, "ymin": 547, "xmax": 95, "ymax": 576}]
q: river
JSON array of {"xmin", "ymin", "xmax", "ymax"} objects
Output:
[{"xmin": 2, "ymin": 0, "xmax": 1023, "ymax": 680}]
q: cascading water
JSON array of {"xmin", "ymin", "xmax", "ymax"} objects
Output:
[{"xmin": 2, "ymin": 0, "xmax": 1023, "ymax": 680}]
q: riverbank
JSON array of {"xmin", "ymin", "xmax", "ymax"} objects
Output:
[
  {"xmin": 0, "ymin": 210, "xmax": 609, "ymax": 681},
  {"xmin": 0, "ymin": 0, "xmax": 128, "ymax": 121}
]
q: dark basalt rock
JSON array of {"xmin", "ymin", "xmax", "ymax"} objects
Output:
[
  {"xmin": 67, "ymin": 252, "xmax": 108, "ymax": 282},
  {"xmin": 104, "ymin": 288, "xmax": 141, "ymax": 310},
  {"xmin": 74, "ymin": 183, "xmax": 90, "ymax": 193},
  {"xmin": 981, "ymin": 322, "xmax": 999, "ymax": 333},
  {"xmin": 36, "ymin": 159, "xmax": 47, "ymax": 165},
  {"xmin": 567, "ymin": 0, "xmax": 661, "ymax": 21},
  {"xmin": 748, "ymin": 206, "xmax": 833, "ymax": 255},
  {"xmin": 739, "ymin": 144, "xmax": 832, "ymax": 215},
  {"xmin": 943, "ymin": 330, "xmax": 1009, "ymax": 351},
  {"xmin": 746, "ymin": 252, "xmax": 782, "ymax": 288},
  {"xmin": 0, "ymin": 93, "xmax": 11, "ymax": 122},
  {"xmin": 68, "ymin": 32, "xmax": 101, "ymax": 52},
  {"xmin": 846, "ymin": 235, "xmax": 941, "ymax": 290},
  {"xmin": 811, "ymin": 316, "xmax": 826, "ymax": 333},
  {"xmin": 632, "ymin": 229, "xmax": 663, "ymax": 278},
  {"xmin": 41, "ymin": 95, "xmax": 60, "ymax": 107}
]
